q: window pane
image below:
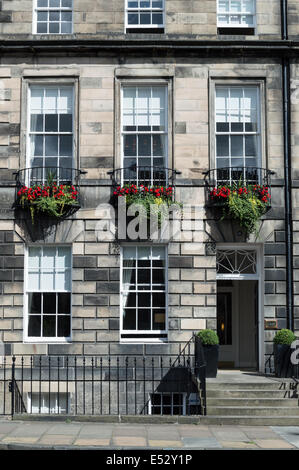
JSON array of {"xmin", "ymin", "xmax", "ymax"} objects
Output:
[
  {"xmin": 61, "ymin": 22, "xmax": 72, "ymax": 34},
  {"xmin": 128, "ymin": 13, "xmax": 138, "ymax": 24},
  {"xmin": 28, "ymin": 247, "xmax": 41, "ymax": 268},
  {"xmin": 28, "ymin": 293, "xmax": 41, "ymax": 314},
  {"xmin": 153, "ymin": 310, "xmax": 165, "ymax": 330},
  {"xmin": 124, "ymin": 135, "xmax": 137, "ymax": 156},
  {"xmin": 138, "ymin": 309, "xmax": 151, "ymax": 330},
  {"xmin": 45, "ymin": 114, "xmax": 58, "ymax": 132},
  {"xmin": 152, "ymin": 13, "xmax": 163, "ymax": 24},
  {"xmin": 37, "ymin": 23, "xmax": 48, "ymax": 33},
  {"xmin": 56, "ymin": 247, "xmax": 71, "ymax": 268},
  {"xmin": 41, "ymin": 271, "xmax": 55, "ymax": 290},
  {"xmin": 45, "ymin": 135, "xmax": 58, "ymax": 156},
  {"xmin": 58, "ymin": 316, "xmax": 71, "ymax": 337},
  {"xmin": 43, "ymin": 293, "xmax": 56, "ymax": 313},
  {"xmin": 32, "ymin": 135, "xmax": 44, "ymax": 156},
  {"xmin": 60, "ymin": 135, "xmax": 73, "ymax": 156},
  {"xmin": 59, "ymin": 114, "xmax": 72, "ymax": 132},
  {"xmin": 49, "ymin": 11, "xmax": 60, "ymax": 21},
  {"xmin": 58, "ymin": 293, "xmax": 71, "ymax": 314},
  {"xmin": 41, "ymin": 247, "xmax": 56, "ymax": 268},
  {"xmin": 216, "ymin": 135, "xmax": 229, "ymax": 157},
  {"xmin": 31, "ymin": 114, "xmax": 44, "ymax": 132},
  {"xmin": 49, "ymin": 22, "xmax": 60, "ymax": 33},
  {"xmin": 138, "ymin": 293, "xmax": 151, "ymax": 307},
  {"xmin": 138, "ymin": 135, "xmax": 151, "ymax": 156},
  {"xmin": 28, "ymin": 316, "xmax": 41, "ymax": 337},
  {"xmin": 123, "ymin": 309, "xmax": 136, "ymax": 329},
  {"xmin": 43, "ymin": 316, "xmax": 56, "ymax": 337},
  {"xmin": 152, "ymin": 293, "xmax": 165, "ymax": 307},
  {"xmin": 231, "ymin": 135, "xmax": 243, "ymax": 157}
]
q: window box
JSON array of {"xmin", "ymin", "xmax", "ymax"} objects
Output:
[
  {"xmin": 204, "ymin": 167, "xmax": 273, "ymax": 236},
  {"xmin": 15, "ymin": 167, "xmax": 84, "ymax": 224}
]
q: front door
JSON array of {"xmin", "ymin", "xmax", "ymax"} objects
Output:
[{"xmin": 217, "ymin": 280, "xmax": 258, "ymax": 369}]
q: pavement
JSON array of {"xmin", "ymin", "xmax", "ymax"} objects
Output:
[{"xmin": 0, "ymin": 419, "xmax": 298, "ymax": 450}]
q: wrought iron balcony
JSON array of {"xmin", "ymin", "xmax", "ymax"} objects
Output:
[
  {"xmin": 109, "ymin": 165, "xmax": 181, "ymax": 189},
  {"xmin": 203, "ymin": 166, "xmax": 275, "ymax": 207}
]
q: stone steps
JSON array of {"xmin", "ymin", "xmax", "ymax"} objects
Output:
[
  {"xmin": 207, "ymin": 389, "xmax": 295, "ymax": 398},
  {"xmin": 207, "ymin": 406, "xmax": 299, "ymax": 416},
  {"xmin": 204, "ymin": 378, "xmax": 299, "ymax": 425},
  {"xmin": 207, "ymin": 397, "xmax": 298, "ymax": 407}
]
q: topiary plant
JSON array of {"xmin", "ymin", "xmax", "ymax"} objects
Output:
[
  {"xmin": 197, "ymin": 329, "xmax": 219, "ymax": 346},
  {"xmin": 273, "ymin": 329, "xmax": 296, "ymax": 345}
]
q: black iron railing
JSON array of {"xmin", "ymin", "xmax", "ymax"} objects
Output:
[
  {"xmin": 8, "ymin": 349, "xmax": 206, "ymax": 417},
  {"xmin": 15, "ymin": 167, "xmax": 85, "ymax": 188},
  {"xmin": 110, "ymin": 166, "xmax": 181, "ymax": 188},
  {"xmin": 203, "ymin": 167, "xmax": 275, "ymax": 187}
]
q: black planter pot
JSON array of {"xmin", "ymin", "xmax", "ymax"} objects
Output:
[
  {"xmin": 203, "ymin": 345, "xmax": 219, "ymax": 378},
  {"xmin": 274, "ymin": 344, "xmax": 293, "ymax": 378}
]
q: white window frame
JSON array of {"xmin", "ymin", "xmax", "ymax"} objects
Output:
[
  {"xmin": 148, "ymin": 392, "xmax": 187, "ymax": 415},
  {"xmin": 120, "ymin": 245, "xmax": 168, "ymax": 343},
  {"xmin": 24, "ymin": 245, "xmax": 72, "ymax": 344},
  {"xmin": 26, "ymin": 84, "xmax": 75, "ymax": 185},
  {"xmin": 214, "ymin": 84, "xmax": 262, "ymax": 184},
  {"xmin": 27, "ymin": 392, "xmax": 70, "ymax": 414},
  {"xmin": 125, "ymin": 0, "xmax": 165, "ymax": 32},
  {"xmin": 217, "ymin": 0, "xmax": 256, "ymax": 30},
  {"xmin": 120, "ymin": 84, "xmax": 169, "ymax": 186},
  {"xmin": 33, "ymin": 0, "xmax": 73, "ymax": 35}
]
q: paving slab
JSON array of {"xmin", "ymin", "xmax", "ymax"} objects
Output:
[
  {"xmin": 46, "ymin": 424, "xmax": 82, "ymax": 435},
  {"xmin": 113, "ymin": 437, "xmax": 147, "ymax": 447},
  {"xmin": 182, "ymin": 437, "xmax": 222, "ymax": 449},
  {"xmin": 39, "ymin": 436, "xmax": 75, "ymax": 445},
  {"xmin": 73, "ymin": 438, "xmax": 111, "ymax": 447},
  {"xmin": 255, "ymin": 439, "xmax": 295, "ymax": 449},
  {"xmin": 219, "ymin": 441, "xmax": 259, "ymax": 449},
  {"xmin": 148, "ymin": 440, "xmax": 183, "ymax": 448},
  {"xmin": 271, "ymin": 426, "xmax": 299, "ymax": 448}
]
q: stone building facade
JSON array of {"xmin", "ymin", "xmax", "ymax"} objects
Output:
[{"xmin": 0, "ymin": 0, "xmax": 298, "ymax": 389}]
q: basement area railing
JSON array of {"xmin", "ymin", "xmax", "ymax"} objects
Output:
[{"xmin": 6, "ymin": 337, "xmax": 206, "ymax": 418}]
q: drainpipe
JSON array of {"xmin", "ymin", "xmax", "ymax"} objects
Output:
[{"xmin": 281, "ymin": 0, "xmax": 294, "ymax": 331}]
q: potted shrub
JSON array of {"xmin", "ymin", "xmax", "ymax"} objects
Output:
[
  {"xmin": 273, "ymin": 329, "xmax": 297, "ymax": 378},
  {"xmin": 197, "ymin": 329, "xmax": 219, "ymax": 378}
]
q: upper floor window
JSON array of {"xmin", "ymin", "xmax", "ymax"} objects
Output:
[
  {"xmin": 215, "ymin": 85, "xmax": 261, "ymax": 183},
  {"xmin": 25, "ymin": 246, "xmax": 72, "ymax": 342},
  {"xmin": 28, "ymin": 85, "xmax": 74, "ymax": 183},
  {"xmin": 121, "ymin": 85, "xmax": 168, "ymax": 185},
  {"xmin": 126, "ymin": 0, "xmax": 165, "ymax": 33},
  {"xmin": 34, "ymin": 0, "xmax": 73, "ymax": 34},
  {"xmin": 217, "ymin": 0, "xmax": 256, "ymax": 35}
]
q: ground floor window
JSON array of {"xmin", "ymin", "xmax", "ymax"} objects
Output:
[
  {"xmin": 149, "ymin": 393, "xmax": 186, "ymax": 415},
  {"xmin": 25, "ymin": 245, "xmax": 72, "ymax": 342},
  {"xmin": 120, "ymin": 245, "xmax": 167, "ymax": 341},
  {"xmin": 27, "ymin": 392, "xmax": 69, "ymax": 414}
]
